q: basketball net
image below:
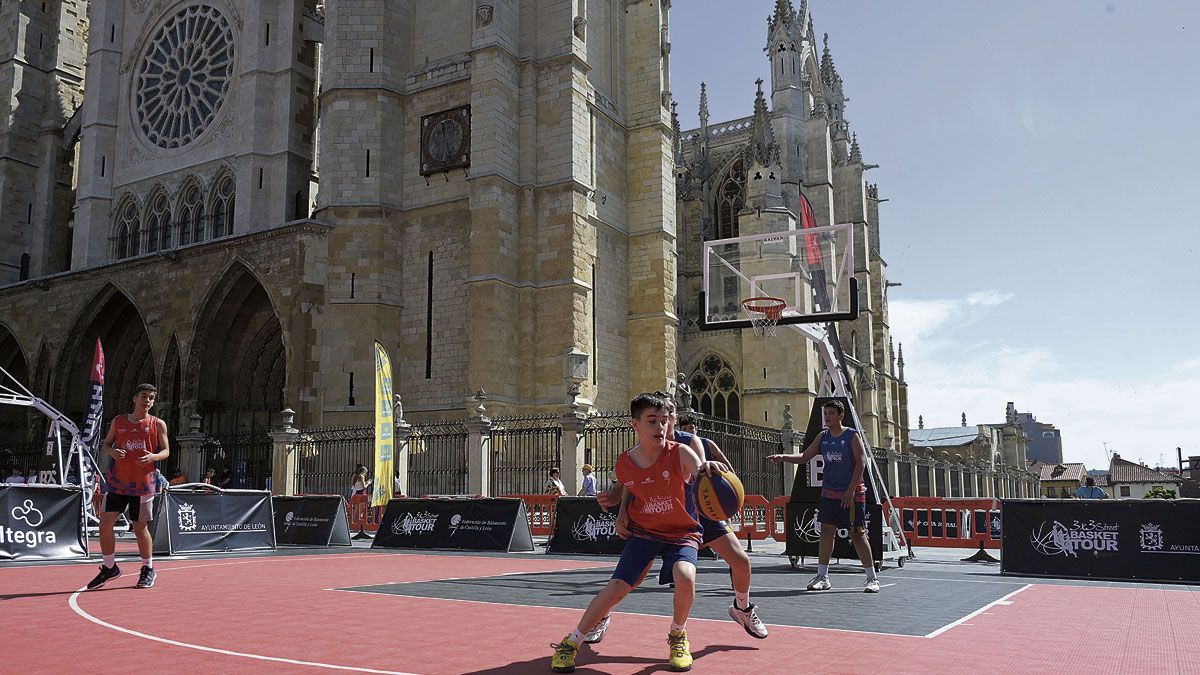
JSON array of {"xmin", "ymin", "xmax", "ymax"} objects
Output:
[{"xmin": 741, "ymin": 297, "xmax": 786, "ymax": 337}]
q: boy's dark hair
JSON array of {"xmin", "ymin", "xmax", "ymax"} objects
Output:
[
  {"xmin": 677, "ymin": 414, "xmax": 696, "ymax": 427},
  {"xmin": 549, "ymin": 467, "xmax": 560, "ymax": 476},
  {"xmin": 630, "ymin": 392, "xmax": 668, "ymax": 419},
  {"xmin": 653, "ymin": 390, "xmax": 676, "ymax": 411},
  {"xmin": 822, "ymin": 400, "xmax": 845, "ymax": 415},
  {"xmin": 134, "ymin": 383, "xmax": 158, "ymax": 395},
  {"xmin": 1085, "ymin": 476, "xmax": 1095, "ymax": 486}
]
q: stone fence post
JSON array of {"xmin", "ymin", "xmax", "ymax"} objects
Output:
[
  {"xmin": 559, "ymin": 385, "xmax": 587, "ymax": 496},
  {"xmin": 175, "ymin": 413, "xmax": 206, "ymax": 484},
  {"xmin": 269, "ymin": 408, "xmax": 300, "ymax": 495},
  {"xmin": 779, "ymin": 404, "xmax": 799, "ymax": 491},
  {"xmin": 466, "ymin": 389, "xmax": 492, "ymax": 496},
  {"xmin": 394, "ymin": 397, "xmax": 412, "ymax": 497}
]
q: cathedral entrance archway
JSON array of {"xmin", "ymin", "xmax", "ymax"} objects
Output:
[
  {"xmin": 57, "ymin": 284, "xmax": 155, "ymax": 431},
  {"xmin": 0, "ymin": 323, "xmax": 31, "ymax": 446},
  {"xmin": 186, "ymin": 263, "xmax": 285, "ymax": 490}
]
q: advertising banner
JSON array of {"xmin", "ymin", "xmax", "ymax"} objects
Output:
[
  {"xmin": 272, "ymin": 495, "xmax": 352, "ymax": 547},
  {"xmin": 547, "ymin": 497, "xmax": 624, "ymax": 555},
  {"xmin": 0, "ymin": 486, "xmax": 87, "ymax": 561},
  {"xmin": 153, "ymin": 488, "xmax": 275, "ymax": 554},
  {"xmin": 371, "ymin": 341, "xmax": 394, "ymax": 509},
  {"xmin": 1001, "ymin": 499, "xmax": 1200, "ymax": 583},
  {"xmin": 784, "ymin": 499, "xmax": 883, "ymax": 563},
  {"xmin": 372, "ymin": 498, "xmax": 534, "ymax": 552}
]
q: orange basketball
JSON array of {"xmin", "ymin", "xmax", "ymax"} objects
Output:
[{"xmin": 696, "ymin": 468, "xmax": 745, "ymax": 522}]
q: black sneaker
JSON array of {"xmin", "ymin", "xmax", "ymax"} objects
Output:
[
  {"xmin": 136, "ymin": 565, "xmax": 157, "ymax": 589},
  {"xmin": 86, "ymin": 564, "xmax": 121, "ymax": 590}
]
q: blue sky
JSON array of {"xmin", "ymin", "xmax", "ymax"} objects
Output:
[{"xmin": 671, "ymin": 1, "xmax": 1199, "ymax": 470}]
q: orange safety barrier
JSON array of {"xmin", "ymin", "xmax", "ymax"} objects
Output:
[
  {"xmin": 726, "ymin": 495, "xmax": 773, "ymax": 542},
  {"xmin": 889, "ymin": 497, "xmax": 1001, "ymax": 549},
  {"xmin": 346, "ymin": 494, "xmax": 385, "ymax": 533},
  {"xmin": 769, "ymin": 496, "xmax": 790, "ymax": 540},
  {"xmin": 502, "ymin": 494, "xmax": 559, "ymax": 537}
]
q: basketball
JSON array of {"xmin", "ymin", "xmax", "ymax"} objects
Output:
[{"xmin": 696, "ymin": 468, "xmax": 744, "ymax": 522}]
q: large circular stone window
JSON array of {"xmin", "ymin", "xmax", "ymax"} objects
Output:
[{"xmin": 135, "ymin": 5, "xmax": 235, "ymax": 149}]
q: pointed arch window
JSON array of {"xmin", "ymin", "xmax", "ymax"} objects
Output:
[
  {"xmin": 178, "ymin": 182, "xmax": 204, "ymax": 245},
  {"xmin": 211, "ymin": 174, "xmax": 235, "ymax": 238},
  {"xmin": 713, "ymin": 157, "xmax": 745, "ymax": 240},
  {"xmin": 689, "ymin": 354, "xmax": 741, "ymax": 421},
  {"xmin": 113, "ymin": 199, "xmax": 141, "ymax": 260},
  {"xmin": 146, "ymin": 192, "xmax": 170, "ymax": 252}
]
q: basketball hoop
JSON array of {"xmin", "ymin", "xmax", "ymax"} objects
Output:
[{"xmin": 741, "ymin": 297, "xmax": 786, "ymax": 337}]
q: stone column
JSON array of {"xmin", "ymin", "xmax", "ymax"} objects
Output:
[
  {"xmin": 465, "ymin": 389, "xmax": 492, "ymax": 497},
  {"xmin": 393, "ymin": 398, "xmax": 412, "ymax": 497},
  {"xmin": 559, "ymin": 389, "xmax": 588, "ymax": 496},
  {"xmin": 175, "ymin": 413, "xmax": 206, "ymax": 484},
  {"xmin": 779, "ymin": 404, "xmax": 800, "ymax": 492},
  {"xmin": 269, "ymin": 408, "xmax": 300, "ymax": 495}
]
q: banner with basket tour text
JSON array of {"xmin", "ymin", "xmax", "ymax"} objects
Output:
[{"xmin": 372, "ymin": 341, "xmax": 394, "ymax": 508}]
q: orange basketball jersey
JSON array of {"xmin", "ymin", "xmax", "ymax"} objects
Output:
[{"xmin": 616, "ymin": 440, "xmax": 701, "ymax": 547}]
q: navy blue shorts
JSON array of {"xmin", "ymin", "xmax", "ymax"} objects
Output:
[
  {"xmin": 818, "ymin": 496, "xmax": 867, "ymax": 531},
  {"xmin": 657, "ymin": 518, "xmax": 730, "ymax": 585},
  {"xmin": 613, "ymin": 536, "xmax": 698, "ymax": 587}
]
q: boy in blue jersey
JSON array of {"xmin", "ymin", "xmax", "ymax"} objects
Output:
[{"xmin": 769, "ymin": 400, "xmax": 880, "ymax": 593}]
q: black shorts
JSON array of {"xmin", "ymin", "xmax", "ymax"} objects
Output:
[{"xmin": 103, "ymin": 492, "xmax": 155, "ymax": 522}]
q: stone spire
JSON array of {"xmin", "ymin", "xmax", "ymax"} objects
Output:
[
  {"xmin": 699, "ymin": 81, "xmax": 709, "ymax": 128},
  {"xmin": 918, "ymin": 414, "xmax": 924, "ymax": 429},
  {"xmin": 768, "ymin": 0, "xmax": 797, "ymax": 33},
  {"xmin": 745, "ymin": 79, "xmax": 781, "ymax": 168},
  {"xmin": 849, "ymin": 133, "xmax": 862, "ymax": 163},
  {"xmin": 820, "ymin": 33, "xmax": 842, "ymax": 88},
  {"xmin": 962, "ymin": 412, "xmax": 968, "ymax": 427},
  {"xmin": 897, "ymin": 343, "xmax": 905, "ymax": 382},
  {"xmin": 671, "ymin": 100, "xmax": 682, "ymax": 160}
]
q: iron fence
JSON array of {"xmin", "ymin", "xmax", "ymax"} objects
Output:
[
  {"xmin": 583, "ymin": 412, "xmax": 634, "ymax": 487},
  {"xmin": 203, "ymin": 431, "xmax": 272, "ymax": 490},
  {"xmin": 293, "ymin": 425, "xmax": 374, "ymax": 497},
  {"xmin": 489, "ymin": 414, "xmax": 561, "ymax": 496},
  {"xmin": 692, "ymin": 414, "xmax": 786, "ymax": 499},
  {"xmin": 0, "ymin": 441, "xmax": 49, "ymax": 477},
  {"xmin": 408, "ymin": 420, "xmax": 469, "ymax": 496}
]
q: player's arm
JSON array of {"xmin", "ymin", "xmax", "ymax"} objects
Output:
[
  {"xmin": 615, "ymin": 489, "xmax": 632, "ymax": 538},
  {"xmin": 597, "ymin": 483, "xmax": 625, "ymax": 511},
  {"xmin": 768, "ymin": 432, "xmax": 823, "ymax": 465},
  {"xmin": 100, "ymin": 419, "xmax": 122, "ymax": 459},
  {"xmin": 844, "ymin": 432, "xmax": 866, "ymax": 508}
]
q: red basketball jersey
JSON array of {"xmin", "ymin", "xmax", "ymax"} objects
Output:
[
  {"xmin": 104, "ymin": 414, "xmax": 160, "ymax": 496},
  {"xmin": 616, "ymin": 440, "xmax": 701, "ymax": 547}
]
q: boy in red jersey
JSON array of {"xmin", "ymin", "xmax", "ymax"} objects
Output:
[
  {"xmin": 86, "ymin": 384, "xmax": 170, "ymax": 590},
  {"xmin": 550, "ymin": 393, "xmax": 726, "ymax": 673}
]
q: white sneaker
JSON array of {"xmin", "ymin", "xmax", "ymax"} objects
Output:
[
  {"xmin": 728, "ymin": 603, "xmax": 768, "ymax": 639},
  {"xmin": 864, "ymin": 578, "xmax": 880, "ymax": 593},
  {"xmin": 584, "ymin": 615, "xmax": 611, "ymax": 644},
  {"xmin": 806, "ymin": 575, "xmax": 831, "ymax": 591}
]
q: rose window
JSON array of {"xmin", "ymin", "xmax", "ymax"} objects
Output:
[{"xmin": 135, "ymin": 5, "xmax": 235, "ymax": 149}]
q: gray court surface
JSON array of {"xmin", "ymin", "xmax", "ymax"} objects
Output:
[{"xmin": 340, "ymin": 552, "xmax": 1026, "ymax": 637}]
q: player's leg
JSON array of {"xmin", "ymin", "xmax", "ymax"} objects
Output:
[
  {"xmin": 87, "ymin": 500, "xmax": 125, "ymax": 590},
  {"xmin": 848, "ymin": 501, "xmax": 879, "ymax": 592},
  {"xmin": 665, "ymin": 545, "xmax": 700, "ymax": 672},
  {"xmin": 585, "ymin": 555, "xmax": 655, "ymax": 644},
  {"xmin": 552, "ymin": 538, "xmax": 657, "ymax": 672},
  {"xmin": 807, "ymin": 497, "xmax": 839, "ymax": 590},
  {"xmin": 709, "ymin": 533, "xmax": 767, "ymax": 638}
]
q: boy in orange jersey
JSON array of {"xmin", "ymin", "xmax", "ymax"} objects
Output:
[
  {"xmin": 86, "ymin": 384, "xmax": 170, "ymax": 590},
  {"xmin": 550, "ymin": 392, "xmax": 727, "ymax": 673}
]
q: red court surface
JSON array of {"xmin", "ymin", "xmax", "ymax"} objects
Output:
[{"xmin": 3, "ymin": 549, "xmax": 1197, "ymax": 674}]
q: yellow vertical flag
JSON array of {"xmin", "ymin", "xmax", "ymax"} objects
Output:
[{"xmin": 372, "ymin": 341, "xmax": 394, "ymax": 508}]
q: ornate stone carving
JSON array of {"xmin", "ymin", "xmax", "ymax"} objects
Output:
[
  {"xmin": 476, "ymin": 4, "xmax": 493, "ymax": 28},
  {"xmin": 573, "ymin": 15, "xmax": 587, "ymax": 40}
]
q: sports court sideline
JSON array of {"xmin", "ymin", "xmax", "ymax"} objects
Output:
[{"xmin": 3, "ymin": 542, "xmax": 1195, "ymax": 674}]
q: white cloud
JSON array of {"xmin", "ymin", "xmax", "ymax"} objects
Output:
[{"xmin": 893, "ymin": 292, "xmax": 1198, "ymax": 471}]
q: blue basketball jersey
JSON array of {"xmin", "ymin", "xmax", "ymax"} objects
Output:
[{"xmin": 819, "ymin": 427, "xmax": 863, "ymax": 497}]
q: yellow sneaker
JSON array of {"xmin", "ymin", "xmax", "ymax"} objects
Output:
[
  {"xmin": 550, "ymin": 635, "xmax": 579, "ymax": 673},
  {"xmin": 667, "ymin": 629, "xmax": 692, "ymax": 672}
]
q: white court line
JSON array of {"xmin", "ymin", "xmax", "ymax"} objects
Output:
[
  {"xmin": 67, "ymin": 556, "xmax": 424, "ymax": 675},
  {"xmin": 922, "ymin": 584, "xmax": 1032, "ymax": 638}
]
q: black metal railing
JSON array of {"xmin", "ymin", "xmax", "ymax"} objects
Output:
[
  {"xmin": 203, "ymin": 431, "xmax": 272, "ymax": 490},
  {"xmin": 408, "ymin": 421, "xmax": 469, "ymax": 497},
  {"xmin": 489, "ymin": 415, "xmax": 561, "ymax": 496},
  {"xmin": 693, "ymin": 414, "xmax": 786, "ymax": 499},
  {"xmin": 293, "ymin": 425, "xmax": 374, "ymax": 497},
  {"xmin": 583, "ymin": 411, "xmax": 634, "ymax": 486},
  {"xmin": 0, "ymin": 441, "xmax": 50, "ymax": 477}
]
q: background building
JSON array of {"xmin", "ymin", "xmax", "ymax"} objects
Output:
[
  {"xmin": 1013, "ymin": 404, "xmax": 1063, "ymax": 464},
  {"xmin": 1029, "ymin": 461, "xmax": 1087, "ymax": 498}
]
